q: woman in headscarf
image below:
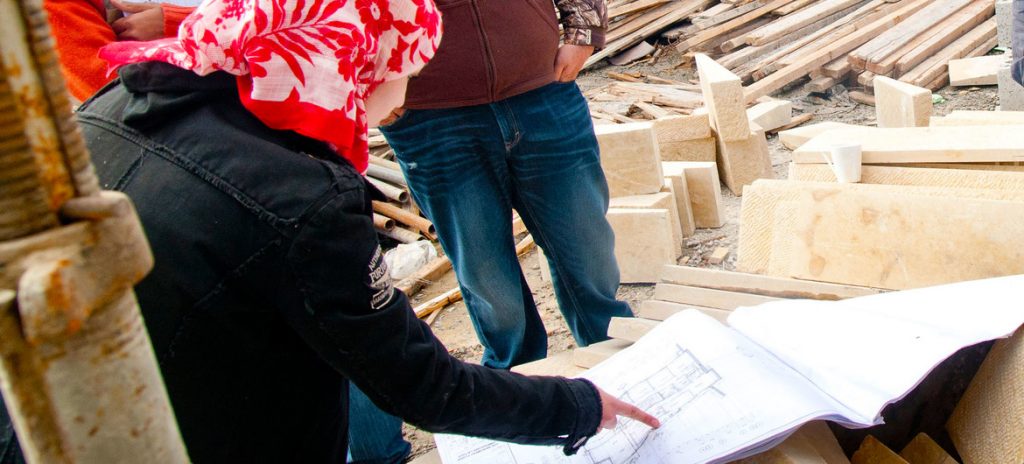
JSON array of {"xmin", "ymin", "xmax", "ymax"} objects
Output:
[{"xmin": 0, "ymin": 0, "xmax": 658, "ymax": 462}]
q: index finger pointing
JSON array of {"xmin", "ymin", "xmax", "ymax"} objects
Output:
[{"xmin": 621, "ymin": 403, "xmax": 661, "ymax": 429}]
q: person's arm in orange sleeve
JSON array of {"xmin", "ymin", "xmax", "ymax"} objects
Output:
[
  {"xmin": 43, "ymin": 0, "xmax": 117, "ymax": 103},
  {"xmin": 161, "ymin": 4, "xmax": 194, "ymax": 38}
]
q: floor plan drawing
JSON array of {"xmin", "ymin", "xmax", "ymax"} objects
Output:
[{"xmin": 581, "ymin": 346, "xmax": 722, "ymax": 464}]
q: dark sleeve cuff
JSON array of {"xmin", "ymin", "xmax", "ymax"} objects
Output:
[
  {"xmin": 563, "ymin": 27, "xmax": 606, "ymax": 49},
  {"xmin": 561, "ymin": 378, "xmax": 603, "ymax": 456}
]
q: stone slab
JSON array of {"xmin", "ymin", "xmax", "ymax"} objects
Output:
[
  {"xmin": 662, "ymin": 161, "xmax": 725, "ymax": 228},
  {"xmin": 874, "ymin": 76, "xmax": 931, "ymax": 128},
  {"xmin": 659, "ymin": 136, "xmax": 717, "ymax": 162},
  {"xmin": 595, "ymin": 122, "xmax": 665, "ymax": 197},
  {"xmin": 607, "ymin": 208, "xmax": 677, "ymax": 283},
  {"xmin": 696, "ymin": 53, "xmax": 751, "ymax": 142},
  {"xmin": 715, "ymin": 127, "xmax": 774, "ymax": 196},
  {"xmin": 662, "ymin": 180, "xmax": 697, "ymax": 237},
  {"xmin": 778, "ymin": 122, "xmax": 864, "ymax": 150},
  {"xmin": 947, "ymin": 328, "xmax": 1024, "ymax": 464},
  {"xmin": 610, "ymin": 192, "xmax": 684, "ymax": 254},
  {"xmin": 747, "ymin": 99, "xmax": 793, "ymax": 132}
]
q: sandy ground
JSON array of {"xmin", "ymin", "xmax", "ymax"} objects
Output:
[{"xmin": 397, "ymin": 44, "xmax": 1000, "ymax": 461}]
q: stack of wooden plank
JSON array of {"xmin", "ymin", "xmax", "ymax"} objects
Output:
[{"xmin": 589, "ymin": 0, "xmax": 1000, "ymax": 101}]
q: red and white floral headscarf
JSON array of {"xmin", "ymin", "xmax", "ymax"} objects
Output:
[{"xmin": 100, "ymin": 0, "xmax": 441, "ymax": 173}]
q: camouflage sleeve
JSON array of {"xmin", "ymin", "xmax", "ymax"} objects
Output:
[{"xmin": 555, "ymin": 0, "xmax": 607, "ymax": 49}]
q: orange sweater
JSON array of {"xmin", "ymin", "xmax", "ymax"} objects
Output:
[{"xmin": 44, "ymin": 0, "xmax": 193, "ymax": 102}]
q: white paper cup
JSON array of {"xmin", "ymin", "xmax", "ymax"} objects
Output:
[{"xmin": 821, "ymin": 143, "xmax": 862, "ymax": 183}]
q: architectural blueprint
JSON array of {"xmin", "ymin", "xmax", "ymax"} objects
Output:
[{"xmin": 436, "ymin": 275, "xmax": 1024, "ymax": 464}]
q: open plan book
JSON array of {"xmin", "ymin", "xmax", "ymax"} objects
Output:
[{"xmin": 435, "ymin": 275, "xmax": 1024, "ymax": 464}]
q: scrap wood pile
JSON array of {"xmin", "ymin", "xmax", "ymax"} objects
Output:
[{"xmin": 592, "ymin": 0, "xmax": 1002, "ymax": 100}]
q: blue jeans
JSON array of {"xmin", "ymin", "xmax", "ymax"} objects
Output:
[
  {"xmin": 382, "ymin": 81, "xmax": 633, "ymax": 369},
  {"xmin": 347, "ymin": 385, "xmax": 410, "ymax": 464}
]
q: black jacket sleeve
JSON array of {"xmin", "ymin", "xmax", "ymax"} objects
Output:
[{"xmin": 282, "ymin": 175, "xmax": 602, "ymax": 454}]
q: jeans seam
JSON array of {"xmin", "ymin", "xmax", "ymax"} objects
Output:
[{"xmin": 512, "ymin": 178, "xmax": 600, "ymax": 344}]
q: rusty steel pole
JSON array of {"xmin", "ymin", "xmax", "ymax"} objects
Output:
[{"xmin": 0, "ymin": 0, "xmax": 189, "ymax": 461}]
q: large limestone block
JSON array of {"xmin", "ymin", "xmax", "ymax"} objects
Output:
[
  {"xmin": 696, "ymin": 53, "xmax": 751, "ymax": 142},
  {"xmin": 715, "ymin": 127, "xmax": 774, "ymax": 196},
  {"xmin": 737, "ymin": 179, "xmax": 1024, "ymax": 276},
  {"xmin": 662, "ymin": 161, "xmax": 724, "ymax": 228},
  {"xmin": 780, "ymin": 187, "xmax": 1024, "ymax": 289},
  {"xmin": 997, "ymin": 0, "xmax": 1012, "ymax": 48},
  {"xmin": 607, "ymin": 208, "xmax": 677, "ymax": 283},
  {"xmin": 874, "ymin": 76, "xmax": 931, "ymax": 128},
  {"xmin": 947, "ymin": 329, "xmax": 1024, "ymax": 464},
  {"xmin": 595, "ymin": 122, "xmax": 664, "ymax": 197},
  {"xmin": 662, "ymin": 180, "xmax": 697, "ymax": 236},
  {"xmin": 611, "ymin": 192, "xmax": 685, "ymax": 250}
]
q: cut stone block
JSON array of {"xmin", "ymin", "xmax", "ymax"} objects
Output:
[
  {"xmin": 636, "ymin": 300, "xmax": 731, "ymax": 324},
  {"xmin": 764, "ymin": 184, "xmax": 1024, "ymax": 289},
  {"xmin": 949, "ymin": 54, "xmax": 1009, "ymax": 86},
  {"xmin": 898, "ymin": 433, "xmax": 957, "ymax": 464},
  {"xmin": 874, "ymin": 76, "xmax": 931, "ymax": 128},
  {"xmin": 572, "ymin": 338, "xmax": 632, "ymax": 368},
  {"xmin": 998, "ymin": 63, "xmax": 1024, "ymax": 111},
  {"xmin": 851, "ymin": 436, "xmax": 907, "ymax": 464},
  {"xmin": 696, "ymin": 53, "xmax": 751, "ymax": 142},
  {"xmin": 997, "ymin": 0, "xmax": 1012, "ymax": 48},
  {"xmin": 606, "ymin": 317, "xmax": 660, "ymax": 342},
  {"xmin": 715, "ymin": 127, "xmax": 774, "ymax": 196},
  {"xmin": 792, "ymin": 125, "xmax": 1024, "ymax": 164},
  {"xmin": 610, "ymin": 192, "xmax": 684, "ymax": 253},
  {"xmin": 738, "ymin": 179, "xmax": 1024, "ymax": 276},
  {"xmin": 659, "ymin": 137, "xmax": 717, "ymax": 162},
  {"xmin": 947, "ymin": 328, "xmax": 1024, "ymax": 464},
  {"xmin": 662, "ymin": 180, "xmax": 697, "ymax": 237},
  {"xmin": 662, "ymin": 161, "xmax": 725, "ymax": 228},
  {"xmin": 778, "ymin": 122, "xmax": 863, "ymax": 150},
  {"xmin": 652, "ymin": 113, "xmax": 711, "ymax": 141},
  {"xmin": 607, "ymin": 208, "xmax": 678, "ymax": 283},
  {"xmin": 789, "ymin": 164, "xmax": 1024, "ymax": 191},
  {"xmin": 747, "ymin": 99, "xmax": 793, "ymax": 132},
  {"xmin": 595, "ymin": 122, "xmax": 664, "ymax": 197}
]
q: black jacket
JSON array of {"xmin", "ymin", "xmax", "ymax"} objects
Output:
[{"xmin": 0, "ymin": 62, "xmax": 601, "ymax": 463}]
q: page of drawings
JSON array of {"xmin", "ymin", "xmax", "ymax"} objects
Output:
[
  {"xmin": 436, "ymin": 310, "xmax": 853, "ymax": 464},
  {"xmin": 727, "ymin": 274, "xmax": 1024, "ymax": 423}
]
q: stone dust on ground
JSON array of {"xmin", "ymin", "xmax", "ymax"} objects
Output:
[{"xmin": 398, "ymin": 44, "xmax": 999, "ymax": 461}]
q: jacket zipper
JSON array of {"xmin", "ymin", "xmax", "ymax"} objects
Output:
[{"xmin": 469, "ymin": 0, "xmax": 497, "ymax": 102}]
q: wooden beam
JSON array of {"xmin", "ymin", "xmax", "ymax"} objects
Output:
[
  {"xmin": 848, "ymin": 0, "xmax": 974, "ymax": 71},
  {"xmin": 898, "ymin": 18, "xmax": 996, "ymax": 87},
  {"xmin": 874, "ymin": 0, "xmax": 993, "ymax": 77},
  {"xmin": 744, "ymin": 0, "xmax": 865, "ymax": 46},
  {"xmin": 676, "ymin": 0, "xmax": 799, "ymax": 51},
  {"xmin": 659, "ymin": 265, "xmax": 882, "ymax": 299},
  {"xmin": 789, "ymin": 164, "xmax": 1024, "ymax": 191},
  {"xmin": 743, "ymin": 0, "xmax": 931, "ymax": 102},
  {"xmin": 948, "ymin": 54, "xmax": 1008, "ymax": 86}
]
